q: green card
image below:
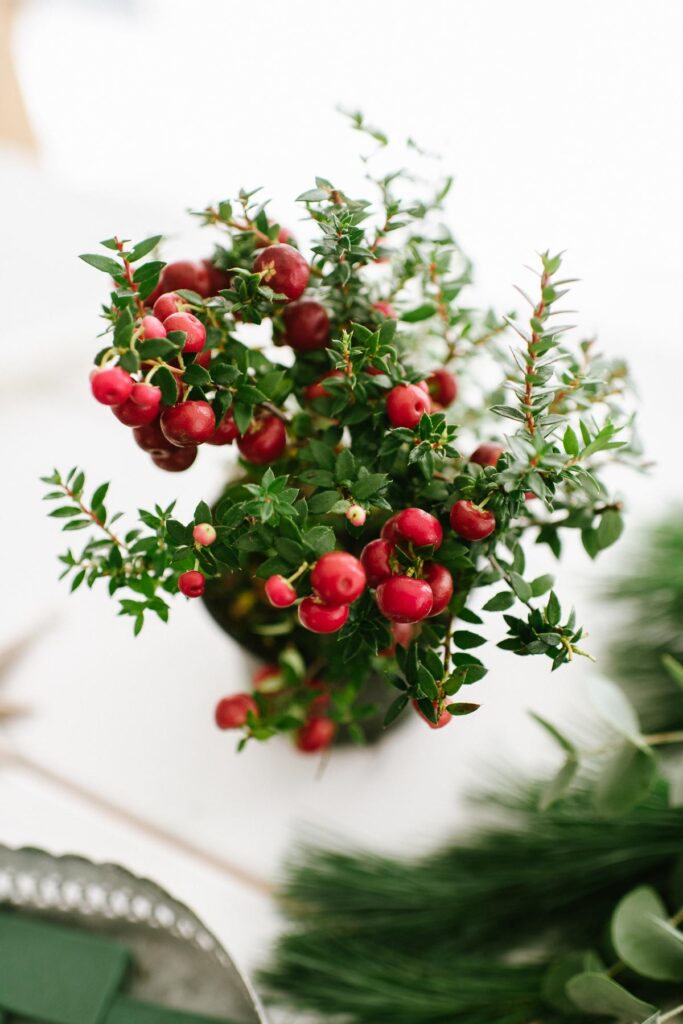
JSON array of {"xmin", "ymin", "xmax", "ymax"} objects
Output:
[
  {"xmin": 0, "ymin": 911, "xmax": 130, "ymax": 1024},
  {"xmin": 106, "ymin": 996, "xmax": 239, "ymax": 1024}
]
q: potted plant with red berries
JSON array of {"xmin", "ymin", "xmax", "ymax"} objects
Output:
[{"xmin": 44, "ymin": 115, "xmax": 639, "ymax": 755}]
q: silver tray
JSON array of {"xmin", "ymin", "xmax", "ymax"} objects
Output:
[{"xmin": 0, "ymin": 844, "xmax": 268, "ymax": 1024}]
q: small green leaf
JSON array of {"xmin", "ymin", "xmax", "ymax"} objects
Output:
[
  {"xmin": 566, "ymin": 972, "xmax": 655, "ymax": 1020},
  {"xmin": 384, "ymin": 693, "xmax": 409, "ymax": 727},
  {"xmin": 510, "ymin": 573, "xmax": 532, "ymax": 602},
  {"xmin": 452, "ymin": 631, "xmax": 486, "ymax": 649},
  {"xmin": 597, "ymin": 509, "xmax": 624, "ymax": 550},
  {"xmin": 79, "ymin": 252, "xmax": 122, "ymax": 276},
  {"xmin": 483, "ymin": 590, "xmax": 515, "ymax": 612},
  {"xmin": 447, "ymin": 702, "xmax": 480, "ymax": 716},
  {"xmin": 563, "ymin": 425, "xmax": 580, "ymax": 456},
  {"xmin": 539, "ymin": 756, "xmax": 578, "ymax": 811}
]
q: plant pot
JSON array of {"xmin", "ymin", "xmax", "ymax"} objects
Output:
[{"xmin": 201, "ymin": 473, "xmax": 401, "ymax": 745}]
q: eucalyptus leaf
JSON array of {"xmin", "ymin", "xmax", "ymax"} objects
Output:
[
  {"xmin": 612, "ymin": 885, "xmax": 683, "ymax": 981},
  {"xmin": 566, "ymin": 972, "xmax": 655, "ymax": 1019}
]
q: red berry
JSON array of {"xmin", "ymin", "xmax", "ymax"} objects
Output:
[
  {"xmin": 449, "ymin": 499, "xmax": 496, "ymax": 541},
  {"xmin": 130, "ymin": 382, "xmax": 162, "ymax": 409},
  {"xmin": 423, "ymin": 563, "xmax": 454, "ymax": 616},
  {"xmin": 394, "ymin": 507, "xmax": 443, "ymax": 549},
  {"xmin": 141, "ymin": 315, "xmax": 167, "ymax": 340},
  {"xmin": 346, "ymin": 504, "xmax": 366, "ymax": 527},
  {"xmin": 304, "ymin": 370, "xmax": 344, "ymax": 402},
  {"xmin": 380, "ymin": 514, "xmax": 402, "ymax": 544},
  {"xmin": 112, "ymin": 398, "xmax": 159, "ymax": 427},
  {"xmin": 206, "ymin": 409, "xmax": 239, "ymax": 446},
  {"xmin": 252, "ymin": 664, "xmax": 282, "ymax": 693},
  {"xmin": 393, "ymin": 621, "xmax": 416, "ymax": 648},
  {"xmin": 311, "ymin": 551, "xmax": 366, "ymax": 606},
  {"xmin": 470, "ymin": 443, "xmax": 504, "ymax": 468},
  {"xmin": 372, "ymin": 301, "xmax": 396, "ymax": 318},
  {"xmin": 91, "ymin": 366, "xmax": 133, "ymax": 406},
  {"xmin": 427, "ymin": 368, "xmax": 458, "ymax": 407},
  {"xmin": 253, "ymin": 244, "xmax": 310, "ymax": 301},
  {"xmin": 265, "ymin": 574, "xmax": 297, "ymax": 608},
  {"xmin": 386, "ymin": 383, "xmax": 431, "ymax": 429},
  {"xmin": 412, "ymin": 699, "xmax": 451, "ymax": 729},
  {"xmin": 159, "ymin": 260, "xmax": 211, "ymax": 298},
  {"xmin": 282, "ymin": 301, "xmax": 330, "ymax": 351},
  {"xmin": 376, "ymin": 575, "xmax": 433, "ymax": 623},
  {"xmin": 278, "ymin": 226, "xmax": 293, "ymax": 244},
  {"xmin": 153, "ymin": 291, "xmax": 183, "ymax": 321},
  {"xmin": 163, "ymin": 312, "xmax": 206, "ymax": 354},
  {"xmin": 296, "ymin": 716, "xmax": 336, "ymax": 753},
  {"xmin": 178, "ymin": 569, "xmax": 205, "ymax": 598},
  {"xmin": 360, "ymin": 539, "xmax": 395, "ymax": 587},
  {"xmin": 151, "ymin": 446, "xmax": 197, "ymax": 472},
  {"xmin": 237, "ymin": 413, "xmax": 287, "ymax": 464},
  {"xmin": 201, "ymin": 259, "xmax": 231, "ymax": 296},
  {"xmin": 298, "ymin": 598, "xmax": 349, "ymax": 634},
  {"xmin": 193, "ymin": 523, "xmax": 216, "ymax": 546},
  {"xmin": 215, "ymin": 693, "xmax": 258, "ymax": 730},
  {"xmin": 160, "ymin": 401, "xmax": 216, "ymax": 446},
  {"xmin": 133, "ymin": 418, "xmax": 174, "ymax": 456}
]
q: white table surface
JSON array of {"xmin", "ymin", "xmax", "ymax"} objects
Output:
[{"xmin": 2, "ymin": 0, "xmax": 683, "ymax": 998}]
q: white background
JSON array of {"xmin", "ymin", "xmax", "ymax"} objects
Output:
[{"xmin": 1, "ymin": 0, "xmax": 682, "ymax": 1003}]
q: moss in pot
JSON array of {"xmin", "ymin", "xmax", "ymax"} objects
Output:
[{"xmin": 45, "ymin": 114, "xmax": 639, "ymax": 757}]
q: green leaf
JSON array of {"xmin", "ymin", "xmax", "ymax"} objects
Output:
[
  {"xmin": 563, "ymin": 425, "xmax": 580, "ymax": 456},
  {"xmin": 566, "ymin": 972, "xmax": 655, "ymax": 1020},
  {"xmin": 612, "ymin": 885, "xmax": 683, "ymax": 981},
  {"xmin": 401, "ymin": 303, "xmax": 437, "ymax": 323},
  {"xmin": 304, "ymin": 526, "xmax": 336, "ymax": 557},
  {"xmin": 128, "ymin": 235, "xmax": 162, "ymax": 262},
  {"xmin": 447, "ymin": 702, "xmax": 480, "ymax": 716},
  {"xmin": 529, "ymin": 712, "xmax": 577, "ymax": 756},
  {"xmin": 594, "ymin": 742, "xmax": 657, "ymax": 817},
  {"xmin": 483, "ymin": 590, "xmax": 515, "ymax": 612},
  {"xmin": 353, "ymin": 473, "xmax": 389, "ymax": 500},
  {"xmin": 539, "ymin": 756, "xmax": 578, "ymax": 811},
  {"xmin": 297, "ymin": 188, "xmax": 329, "ymax": 202},
  {"xmin": 308, "ymin": 491, "xmax": 342, "ymax": 515},
  {"xmin": 79, "ymin": 252, "xmax": 122, "ymax": 276},
  {"xmin": 546, "ymin": 590, "xmax": 561, "ymax": 626},
  {"xmin": 153, "ymin": 366, "xmax": 178, "ymax": 406},
  {"xmin": 530, "ymin": 574, "xmax": 554, "ymax": 596},
  {"xmin": 137, "ymin": 338, "xmax": 178, "ymax": 360},
  {"xmin": 541, "ymin": 952, "xmax": 604, "ymax": 1013},
  {"xmin": 384, "ymin": 693, "xmax": 409, "ymax": 727},
  {"xmin": 597, "ymin": 509, "xmax": 624, "ymax": 550},
  {"xmin": 581, "ymin": 527, "xmax": 600, "ymax": 559},
  {"xmin": 335, "ymin": 448, "xmax": 356, "ymax": 484},
  {"xmin": 586, "ymin": 676, "xmax": 642, "ymax": 743},
  {"xmin": 452, "ymin": 631, "xmax": 486, "ymax": 649},
  {"xmin": 91, "ymin": 482, "xmax": 109, "ymax": 510},
  {"xmin": 416, "ymin": 665, "xmax": 439, "ymax": 700},
  {"xmin": 663, "ymin": 654, "xmax": 683, "ymax": 691},
  {"xmin": 510, "ymin": 573, "xmax": 532, "ymax": 603}
]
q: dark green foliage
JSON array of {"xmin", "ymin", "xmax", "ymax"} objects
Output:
[{"xmin": 260, "ymin": 783, "xmax": 683, "ymax": 1023}]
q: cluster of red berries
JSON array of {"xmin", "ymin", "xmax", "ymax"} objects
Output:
[
  {"xmin": 214, "ymin": 665, "xmax": 337, "ymax": 754},
  {"xmin": 265, "ymin": 550, "xmax": 368, "ymax": 634},
  {"xmin": 89, "ymin": 248, "xmax": 313, "ymax": 472},
  {"xmin": 361, "ymin": 508, "xmax": 452, "ymax": 623}
]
